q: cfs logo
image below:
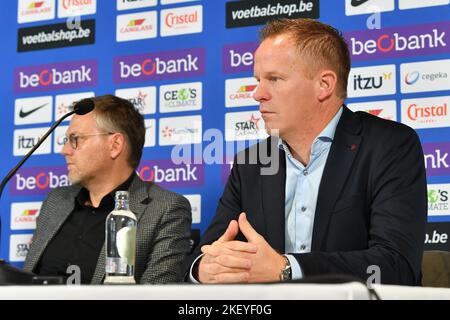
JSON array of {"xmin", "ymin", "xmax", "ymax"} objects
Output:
[{"xmin": 10, "ymin": 166, "xmax": 70, "ymax": 196}]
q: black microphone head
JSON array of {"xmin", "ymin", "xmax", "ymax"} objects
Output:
[{"xmin": 73, "ymin": 98, "xmax": 95, "ymax": 115}]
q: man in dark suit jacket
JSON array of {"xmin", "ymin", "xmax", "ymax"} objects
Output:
[
  {"xmin": 185, "ymin": 19, "xmax": 427, "ymax": 285},
  {"xmin": 24, "ymin": 95, "xmax": 192, "ymax": 284}
]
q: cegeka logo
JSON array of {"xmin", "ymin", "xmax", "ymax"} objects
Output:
[
  {"xmin": 14, "ymin": 60, "xmax": 98, "ymax": 94},
  {"xmin": 116, "ymin": 11, "xmax": 157, "ymax": 42},
  {"xmin": 160, "ymin": 5, "xmax": 202, "ymax": 37},
  {"xmin": 401, "ymin": 96, "xmax": 450, "ymax": 129},
  {"xmin": 400, "ymin": 59, "xmax": 450, "ymax": 94},
  {"xmin": 18, "ymin": 0, "xmax": 55, "ymax": 24}
]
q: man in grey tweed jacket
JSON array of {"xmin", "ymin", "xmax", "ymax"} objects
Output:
[{"xmin": 24, "ymin": 95, "xmax": 192, "ymax": 284}]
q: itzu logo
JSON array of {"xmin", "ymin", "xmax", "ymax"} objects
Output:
[
  {"xmin": 423, "ymin": 142, "xmax": 450, "ymax": 177},
  {"xmin": 14, "ymin": 60, "xmax": 98, "ymax": 93},
  {"xmin": 138, "ymin": 159, "xmax": 204, "ymax": 188},
  {"xmin": 428, "ymin": 184, "xmax": 450, "ymax": 216},
  {"xmin": 159, "ymin": 82, "xmax": 202, "ymax": 113},
  {"xmin": 345, "ymin": 21, "xmax": 450, "ymax": 61},
  {"xmin": 10, "ymin": 166, "xmax": 70, "ymax": 196},
  {"xmin": 113, "ymin": 48, "xmax": 205, "ymax": 83},
  {"xmin": 347, "ymin": 64, "xmax": 396, "ymax": 98}
]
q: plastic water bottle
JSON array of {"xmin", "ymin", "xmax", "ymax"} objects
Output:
[{"xmin": 104, "ymin": 191, "xmax": 137, "ymax": 284}]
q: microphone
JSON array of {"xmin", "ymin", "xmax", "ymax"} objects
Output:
[{"xmin": 0, "ymin": 98, "xmax": 95, "ymax": 284}]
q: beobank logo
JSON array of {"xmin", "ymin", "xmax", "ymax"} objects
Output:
[
  {"xmin": 423, "ymin": 142, "xmax": 450, "ymax": 177},
  {"xmin": 138, "ymin": 159, "xmax": 204, "ymax": 188},
  {"xmin": 344, "ymin": 21, "xmax": 450, "ymax": 61},
  {"xmin": 14, "ymin": 60, "xmax": 98, "ymax": 93},
  {"xmin": 113, "ymin": 48, "xmax": 205, "ymax": 84},
  {"xmin": 401, "ymin": 96, "xmax": 450, "ymax": 129},
  {"xmin": 10, "ymin": 166, "xmax": 70, "ymax": 196},
  {"xmin": 222, "ymin": 42, "xmax": 258, "ymax": 74}
]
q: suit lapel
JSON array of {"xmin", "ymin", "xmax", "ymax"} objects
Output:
[
  {"xmin": 311, "ymin": 106, "xmax": 362, "ymax": 251},
  {"xmin": 90, "ymin": 175, "xmax": 151, "ymax": 284},
  {"xmin": 260, "ymin": 139, "xmax": 286, "ymax": 253}
]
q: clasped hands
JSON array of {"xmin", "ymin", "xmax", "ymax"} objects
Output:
[{"xmin": 197, "ymin": 212, "xmax": 286, "ymax": 284}]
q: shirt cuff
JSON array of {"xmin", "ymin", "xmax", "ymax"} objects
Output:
[
  {"xmin": 284, "ymin": 254, "xmax": 303, "ymax": 280},
  {"xmin": 188, "ymin": 253, "xmax": 205, "ymax": 283}
]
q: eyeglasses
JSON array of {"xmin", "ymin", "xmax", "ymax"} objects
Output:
[{"xmin": 63, "ymin": 132, "xmax": 113, "ymax": 150}]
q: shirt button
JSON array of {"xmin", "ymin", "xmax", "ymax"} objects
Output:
[
  {"xmin": 301, "ymin": 206, "xmax": 307, "ymax": 212},
  {"xmin": 303, "ymin": 169, "xmax": 308, "ymax": 176},
  {"xmin": 78, "ymin": 235, "xmax": 83, "ymax": 240},
  {"xmin": 300, "ymin": 245, "xmax": 306, "ymax": 250}
]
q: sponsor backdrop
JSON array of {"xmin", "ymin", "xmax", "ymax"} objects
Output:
[{"xmin": 1, "ymin": 0, "xmax": 450, "ymax": 266}]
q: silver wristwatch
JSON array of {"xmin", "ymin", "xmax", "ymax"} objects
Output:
[{"xmin": 279, "ymin": 256, "xmax": 292, "ymax": 281}]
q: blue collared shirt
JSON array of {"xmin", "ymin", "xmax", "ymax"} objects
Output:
[{"xmin": 281, "ymin": 107, "xmax": 343, "ymax": 279}]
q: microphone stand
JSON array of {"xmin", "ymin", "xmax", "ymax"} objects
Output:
[{"xmin": 0, "ymin": 110, "xmax": 78, "ymax": 284}]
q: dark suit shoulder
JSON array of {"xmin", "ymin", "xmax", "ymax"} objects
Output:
[
  {"xmin": 146, "ymin": 182, "xmax": 190, "ymax": 208},
  {"xmin": 44, "ymin": 184, "xmax": 81, "ymax": 202}
]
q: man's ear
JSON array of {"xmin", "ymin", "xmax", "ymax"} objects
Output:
[
  {"xmin": 317, "ymin": 70, "xmax": 337, "ymax": 102},
  {"xmin": 110, "ymin": 133, "xmax": 126, "ymax": 160}
]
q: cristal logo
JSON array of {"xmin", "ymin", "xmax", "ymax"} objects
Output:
[
  {"xmin": 165, "ymin": 11, "xmax": 198, "ymax": 28},
  {"xmin": 138, "ymin": 160, "xmax": 204, "ymax": 188},
  {"xmin": 114, "ymin": 48, "xmax": 205, "ymax": 83},
  {"xmin": 235, "ymin": 114, "xmax": 261, "ymax": 135},
  {"xmin": 62, "ymin": 0, "xmax": 93, "ymax": 10},
  {"xmin": 405, "ymin": 71, "xmax": 420, "ymax": 85},
  {"xmin": 407, "ymin": 103, "xmax": 447, "ymax": 121},
  {"xmin": 10, "ymin": 167, "xmax": 70, "ymax": 195},
  {"xmin": 14, "ymin": 60, "xmax": 97, "ymax": 93}
]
